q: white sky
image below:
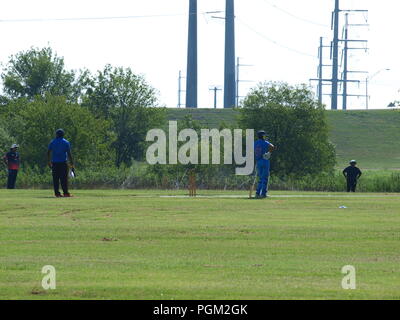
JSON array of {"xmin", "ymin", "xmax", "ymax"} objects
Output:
[{"xmin": 0, "ymin": 0, "xmax": 398, "ymax": 109}]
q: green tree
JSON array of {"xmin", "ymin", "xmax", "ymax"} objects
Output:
[
  {"xmin": 0, "ymin": 119, "xmax": 15, "ymax": 154},
  {"xmin": 146, "ymin": 115, "xmax": 237, "ymax": 189},
  {"xmin": 82, "ymin": 65, "xmax": 166, "ymax": 167},
  {"xmin": 1, "ymin": 47, "xmax": 84, "ymax": 102},
  {"xmin": 3, "ymin": 95, "xmax": 115, "ymax": 169},
  {"xmin": 239, "ymin": 82, "xmax": 336, "ymax": 177}
]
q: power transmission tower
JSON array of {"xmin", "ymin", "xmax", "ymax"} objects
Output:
[
  {"xmin": 339, "ymin": 9, "xmax": 369, "ymax": 110},
  {"xmin": 312, "ymin": 1, "xmax": 368, "ymax": 110}
]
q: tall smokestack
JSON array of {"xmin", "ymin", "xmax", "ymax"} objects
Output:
[
  {"xmin": 186, "ymin": 0, "xmax": 198, "ymax": 108},
  {"xmin": 224, "ymin": 0, "xmax": 236, "ymax": 108}
]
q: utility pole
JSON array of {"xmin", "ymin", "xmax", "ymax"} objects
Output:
[
  {"xmin": 224, "ymin": 0, "xmax": 236, "ymax": 108},
  {"xmin": 209, "ymin": 86, "xmax": 222, "ymax": 109},
  {"xmin": 236, "ymin": 57, "xmax": 253, "ymax": 107},
  {"xmin": 318, "ymin": 37, "xmax": 323, "ymax": 104},
  {"xmin": 236, "ymin": 57, "xmax": 240, "ymax": 108},
  {"xmin": 342, "ymin": 13, "xmax": 349, "ymax": 110},
  {"xmin": 331, "ymin": 0, "xmax": 340, "ymax": 110},
  {"xmin": 186, "ymin": 0, "xmax": 198, "ymax": 108},
  {"xmin": 310, "ymin": 38, "xmax": 331, "ymax": 105},
  {"xmin": 365, "ymin": 78, "xmax": 369, "ymax": 110},
  {"xmin": 178, "ymin": 70, "xmax": 186, "ymax": 108}
]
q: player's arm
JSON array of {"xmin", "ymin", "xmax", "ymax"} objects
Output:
[
  {"xmin": 67, "ymin": 150, "xmax": 74, "ymax": 167},
  {"xmin": 357, "ymin": 169, "xmax": 362, "ymax": 179},
  {"xmin": 67, "ymin": 143, "xmax": 74, "ymax": 167},
  {"xmin": 268, "ymin": 143, "xmax": 276, "ymax": 152},
  {"xmin": 263, "ymin": 143, "xmax": 276, "ymax": 160},
  {"xmin": 342, "ymin": 168, "xmax": 347, "ymax": 178},
  {"xmin": 47, "ymin": 150, "xmax": 52, "ymax": 168}
]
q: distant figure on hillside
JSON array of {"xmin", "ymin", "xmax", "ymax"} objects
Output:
[
  {"xmin": 3, "ymin": 144, "xmax": 20, "ymax": 189},
  {"xmin": 343, "ymin": 160, "xmax": 362, "ymax": 192}
]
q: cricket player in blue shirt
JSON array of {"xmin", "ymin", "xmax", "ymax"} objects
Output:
[
  {"xmin": 47, "ymin": 129, "xmax": 74, "ymax": 197},
  {"xmin": 254, "ymin": 130, "xmax": 276, "ymax": 199}
]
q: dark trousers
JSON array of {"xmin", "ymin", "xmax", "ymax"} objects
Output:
[
  {"xmin": 52, "ymin": 162, "xmax": 69, "ymax": 195},
  {"xmin": 347, "ymin": 179, "xmax": 357, "ymax": 192},
  {"xmin": 7, "ymin": 169, "xmax": 18, "ymax": 189}
]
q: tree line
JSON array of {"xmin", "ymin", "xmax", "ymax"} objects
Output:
[
  {"xmin": 0, "ymin": 47, "xmax": 166, "ymax": 170},
  {"xmin": 0, "ymin": 46, "xmax": 336, "ymax": 187}
]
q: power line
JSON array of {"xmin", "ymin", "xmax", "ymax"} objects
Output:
[
  {"xmin": 0, "ymin": 9, "xmax": 230, "ymax": 24},
  {"xmin": 0, "ymin": 12, "xmax": 191, "ymax": 23},
  {"xmin": 237, "ymin": 18, "xmax": 317, "ymax": 58},
  {"xmin": 260, "ymin": 0, "xmax": 329, "ymax": 28}
]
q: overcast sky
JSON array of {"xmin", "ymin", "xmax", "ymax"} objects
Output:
[{"xmin": 0, "ymin": 0, "xmax": 398, "ymax": 109}]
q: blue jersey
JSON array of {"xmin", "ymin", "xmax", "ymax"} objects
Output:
[
  {"xmin": 48, "ymin": 138, "xmax": 71, "ymax": 163},
  {"xmin": 254, "ymin": 139, "xmax": 271, "ymax": 161}
]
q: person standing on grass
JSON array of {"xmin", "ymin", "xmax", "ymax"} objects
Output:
[
  {"xmin": 254, "ymin": 130, "xmax": 276, "ymax": 199},
  {"xmin": 47, "ymin": 129, "xmax": 74, "ymax": 198},
  {"xmin": 343, "ymin": 160, "xmax": 362, "ymax": 192},
  {"xmin": 3, "ymin": 144, "xmax": 20, "ymax": 189}
]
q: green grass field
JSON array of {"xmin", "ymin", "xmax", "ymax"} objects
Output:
[
  {"xmin": 167, "ymin": 108, "xmax": 400, "ymax": 170},
  {"xmin": 1, "ymin": 189, "xmax": 399, "ymax": 300}
]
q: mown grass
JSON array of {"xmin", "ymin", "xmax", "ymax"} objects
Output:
[{"xmin": 1, "ymin": 189, "xmax": 399, "ymax": 300}]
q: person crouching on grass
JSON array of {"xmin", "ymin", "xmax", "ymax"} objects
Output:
[
  {"xmin": 3, "ymin": 144, "xmax": 20, "ymax": 189},
  {"xmin": 47, "ymin": 129, "xmax": 74, "ymax": 198}
]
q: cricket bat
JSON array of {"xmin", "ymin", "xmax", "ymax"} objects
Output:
[{"xmin": 249, "ymin": 169, "xmax": 257, "ymax": 199}]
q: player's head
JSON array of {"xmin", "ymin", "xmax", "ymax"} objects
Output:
[
  {"xmin": 257, "ymin": 130, "xmax": 266, "ymax": 140},
  {"xmin": 56, "ymin": 129, "xmax": 65, "ymax": 138},
  {"xmin": 10, "ymin": 143, "xmax": 19, "ymax": 151},
  {"xmin": 350, "ymin": 160, "xmax": 357, "ymax": 166}
]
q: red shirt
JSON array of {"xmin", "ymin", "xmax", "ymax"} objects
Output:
[{"xmin": 4, "ymin": 151, "xmax": 20, "ymax": 170}]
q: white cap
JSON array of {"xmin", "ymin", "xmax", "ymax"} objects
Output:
[{"xmin": 11, "ymin": 144, "xmax": 19, "ymax": 148}]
